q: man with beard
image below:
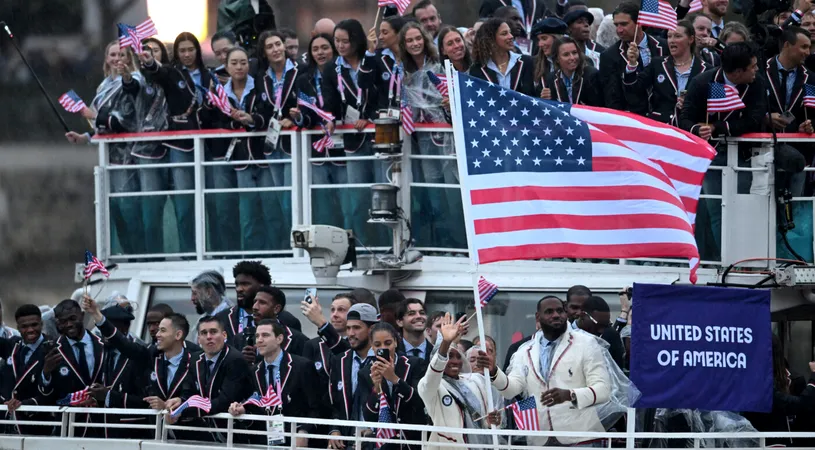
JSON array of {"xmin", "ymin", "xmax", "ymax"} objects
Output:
[
  {"xmin": 0, "ymin": 304, "xmax": 53, "ymax": 435},
  {"xmin": 396, "ymin": 298, "xmax": 434, "ymax": 361},
  {"xmin": 702, "ymin": 0, "xmax": 728, "ymax": 38},
  {"xmin": 325, "ymin": 304, "xmax": 378, "ymax": 449},
  {"xmin": 218, "ymin": 261, "xmax": 301, "ymax": 350},
  {"xmin": 245, "ymin": 287, "xmax": 308, "ymax": 362},
  {"xmin": 475, "ymin": 296, "xmax": 611, "ymax": 447},
  {"xmin": 191, "ymin": 271, "xmax": 232, "ymax": 316},
  {"xmin": 565, "ymin": 285, "xmax": 592, "ymax": 328}
]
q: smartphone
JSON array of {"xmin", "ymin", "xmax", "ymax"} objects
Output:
[
  {"xmin": 376, "ymin": 348, "xmax": 390, "ymax": 361},
  {"xmin": 304, "ymin": 288, "xmax": 317, "ymax": 304}
]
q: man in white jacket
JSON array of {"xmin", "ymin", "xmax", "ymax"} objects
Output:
[{"xmin": 476, "ymin": 296, "xmax": 611, "ymax": 446}]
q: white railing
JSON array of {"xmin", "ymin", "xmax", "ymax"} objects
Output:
[
  {"xmin": 1, "ymin": 405, "xmax": 812, "ymax": 449},
  {"xmin": 91, "ymin": 127, "xmax": 815, "ymax": 270}
]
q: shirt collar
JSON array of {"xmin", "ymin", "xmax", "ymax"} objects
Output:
[
  {"xmin": 27, "ymin": 334, "xmax": 45, "ymax": 351},
  {"xmin": 723, "ymin": 72, "xmax": 737, "ymax": 87},
  {"xmin": 267, "ymin": 59, "xmax": 296, "ymax": 80},
  {"xmin": 164, "ymin": 349, "xmax": 185, "ymax": 366},
  {"xmin": 186, "ymin": 67, "xmax": 201, "ymax": 76},
  {"xmin": 776, "ymin": 56, "xmax": 796, "ymax": 73},
  {"xmin": 637, "ymin": 33, "xmax": 648, "ymax": 49},
  {"xmin": 403, "ymin": 338, "xmax": 428, "ymax": 353},
  {"xmin": 266, "ymin": 350, "xmax": 284, "ymax": 369},
  {"xmin": 487, "ymin": 51, "xmax": 523, "ymax": 75},
  {"xmin": 211, "ymin": 298, "xmax": 232, "ymax": 316},
  {"xmin": 538, "ymin": 329, "xmax": 564, "ymax": 347},
  {"xmin": 67, "ymin": 330, "xmax": 92, "ymax": 347},
  {"xmin": 224, "ymin": 75, "xmax": 255, "ymax": 103},
  {"xmin": 354, "ymin": 348, "xmax": 375, "ymax": 362},
  {"xmin": 382, "ymin": 48, "xmax": 396, "ymax": 61},
  {"xmin": 712, "ymin": 19, "xmax": 724, "ymax": 28},
  {"xmin": 206, "ymin": 349, "xmax": 223, "ymax": 365}
]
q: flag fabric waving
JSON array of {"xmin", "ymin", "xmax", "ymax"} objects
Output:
[
  {"xmin": 170, "ymin": 395, "xmax": 212, "ymax": 418},
  {"xmin": 450, "ymin": 72, "xmax": 703, "ymax": 281},
  {"xmin": 638, "ymin": 0, "xmax": 678, "ymax": 30},
  {"xmin": 117, "ymin": 18, "xmax": 157, "ymax": 54},
  {"xmin": 563, "ymin": 105, "xmax": 715, "ymax": 225},
  {"xmin": 84, "ymin": 250, "xmax": 109, "ymax": 279},
  {"xmin": 510, "ymin": 396, "xmax": 541, "ymax": 431},
  {"xmin": 59, "ymin": 90, "xmax": 86, "ymax": 113},
  {"xmin": 378, "ymin": 0, "xmax": 411, "ymax": 15},
  {"xmin": 688, "ymin": 0, "xmax": 703, "ymax": 12},
  {"xmin": 135, "ymin": 18, "xmax": 158, "ymax": 38},
  {"xmin": 57, "ymin": 388, "xmax": 91, "ymax": 406},
  {"xmin": 375, "ymin": 392, "xmax": 399, "ymax": 447},
  {"xmin": 207, "ymin": 84, "xmax": 233, "ymax": 116},
  {"xmin": 478, "ymin": 276, "xmax": 499, "ymax": 307},
  {"xmin": 298, "ymin": 92, "xmax": 336, "ymax": 123},
  {"xmin": 401, "ymin": 100, "xmax": 415, "ymax": 135},
  {"xmin": 243, "ymin": 385, "xmax": 283, "ymax": 408},
  {"xmin": 804, "ymin": 84, "xmax": 815, "ymax": 108},
  {"xmin": 313, "ymin": 131, "xmax": 335, "ymax": 153},
  {"xmin": 427, "ymin": 71, "xmax": 449, "ymax": 97},
  {"xmin": 707, "ymin": 82, "xmax": 745, "ymax": 113}
]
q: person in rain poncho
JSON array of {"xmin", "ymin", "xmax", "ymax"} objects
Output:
[{"xmin": 418, "ymin": 313, "xmax": 502, "ymax": 449}]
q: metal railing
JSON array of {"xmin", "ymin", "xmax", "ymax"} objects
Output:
[
  {"xmin": 91, "ymin": 127, "xmax": 815, "ymax": 270},
  {"xmin": 1, "ymin": 405, "xmax": 813, "ymax": 449}
]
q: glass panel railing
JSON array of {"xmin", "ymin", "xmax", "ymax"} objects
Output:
[{"xmin": 777, "ymin": 198, "xmax": 814, "ymax": 263}]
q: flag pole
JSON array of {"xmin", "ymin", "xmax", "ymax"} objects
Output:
[
  {"xmin": 0, "ymin": 21, "xmax": 70, "ymax": 133},
  {"xmin": 469, "ymin": 270, "xmax": 500, "ymax": 445}
]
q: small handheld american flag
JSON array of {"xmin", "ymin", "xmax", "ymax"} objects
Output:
[
  {"xmin": 638, "ymin": 0, "xmax": 678, "ymax": 30},
  {"xmin": 59, "ymin": 90, "xmax": 86, "ymax": 113},
  {"xmin": 57, "ymin": 388, "xmax": 91, "ymax": 406},
  {"xmin": 688, "ymin": 0, "xmax": 703, "ymax": 12},
  {"xmin": 375, "ymin": 392, "xmax": 399, "ymax": 447},
  {"xmin": 378, "ymin": 0, "xmax": 411, "ymax": 15},
  {"xmin": 243, "ymin": 385, "xmax": 283, "ymax": 408},
  {"xmin": 427, "ymin": 71, "xmax": 449, "ymax": 97},
  {"xmin": 117, "ymin": 18, "xmax": 158, "ymax": 54},
  {"xmin": 804, "ymin": 84, "xmax": 815, "ymax": 108},
  {"xmin": 207, "ymin": 84, "xmax": 233, "ymax": 116},
  {"xmin": 297, "ymin": 92, "xmax": 336, "ymax": 123},
  {"xmin": 477, "ymin": 276, "xmax": 499, "ymax": 307},
  {"xmin": 510, "ymin": 396, "xmax": 540, "ymax": 431},
  {"xmin": 707, "ymin": 82, "xmax": 745, "ymax": 113},
  {"xmin": 313, "ymin": 130, "xmax": 335, "ymax": 153},
  {"xmin": 401, "ymin": 98, "xmax": 414, "ymax": 135},
  {"xmin": 84, "ymin": 250, "xmax": 109, "ymax": 279},
  {"xmin": 170, "ymin": 395, "xmax": 212, "ymax": 418}
]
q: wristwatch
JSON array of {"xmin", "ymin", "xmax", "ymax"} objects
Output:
[{"xmin": 570, "ymin": 390, "xmax": 577, "ymax": 406}]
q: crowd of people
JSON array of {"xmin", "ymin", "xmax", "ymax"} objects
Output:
[
  {"xmin": 4, "ymin": 260, "xmax": 815, "ymax": 447},
  {"xmin": 0, "ymin": 261, "xmax": 634, "ymax": 448},
  {"xmin": 64, "ymin": 0, "xmax": 815, "ymax": 262}
]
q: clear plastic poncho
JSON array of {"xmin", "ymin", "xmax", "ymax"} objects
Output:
[{"xmin": 652, "ymin": 409, "xmax": 759, "ymax": 448}]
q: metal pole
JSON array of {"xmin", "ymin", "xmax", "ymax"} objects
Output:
[
  {"xmin": 193, "ymin": 137, "xmax": 205, "ymax": 260},
  {"xmin": 625, "ymin": 407, "xmax": 636, "ymax": 449},
  {"xmin": 0, "ymin": 22, "xmax": 70, "ymax": 133}
]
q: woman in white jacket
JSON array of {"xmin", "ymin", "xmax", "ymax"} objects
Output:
[{"xmin": 417, "ymin": 313, "xmax": 500, "ymax": 449}]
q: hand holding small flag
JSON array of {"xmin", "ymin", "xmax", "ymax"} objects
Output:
[{"xmin": 59, "ymin": 90, "xmax": 87, "ymax": 114}]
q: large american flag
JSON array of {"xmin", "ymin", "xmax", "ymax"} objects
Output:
[
  {"xmin": 803, "ymin": 84, "xmax": 815, "ymax": 108},
  {"xmin": 207, "ymin": 84, "xmax": 233, "ymax": 116},
  {"xmin": 170, "ymin": 395, "xmax": 212, "ymax": 418},
  {"xmin": 707, "ymin": 82, "xmax": 745, "ymax": 113},
  {"xmin": 84, "ymin": 250, "xmax": 109, "ymax": 279},
  {"xmin": 478, "ymin": 276, "xmax": 499, "ymax": 307},
  {"xmin": 638, "ymin": 0, "xmax": 678, "ymax": 30},
  {"xmin": 451, "ymin": 72, "xmax": 706, "ymax": 281},
  {"xmin": 59, "ymin": 90, "xmax": 86, "ymax": 113},
  {"xmin": 375, "ymin": 392, "xmax": 399, "ymax": 447},
  {"xmin": 378, "ymin": 0, "xmax": 411, "ymax": 15},
  {"xmin": 510, "ymin": 396, "xmax": 540, "ymax": 431},
  {"xmin": 56, "ymin": 387, "xmax": 91, "ymax": 406},
  {"xmin": 298, "ymin": 92, "xmax": 336, "ymax": 123},
  {"xmin": 243, "ymin": 385, "xmax": 283, "ymax": 408}
]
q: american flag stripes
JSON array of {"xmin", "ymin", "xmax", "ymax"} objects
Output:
[
  {"xmin": 84, "ymin": 250, "xmax": 109, "ymax": 279},
  {"xmin": 451, "ymin": 73, "xmax": 705, "ymax": 282},
  {"xmin": 478, "ymin": 276, "xmax": 499, "ymax": 307},
  {"xmin": 564, "ymin": 105, "xmax": 716, "ymax": 226},
  {"xmin": 378, "ymin": 0, "xmax": 411, "ymax": 15},
  {"xmin": 510, "ymin": 396, "xmax": 540, "ymax": 431},
  {"xmin": 117, "ymin": 18, "xmax": 158, "ymax": 54},
  {"xmin": 170, "ymin": 395, "xmax": 212, "ymax": 418},
  {"xmin": 401, "ymin": 101, "xmax": 414, "ymax": 135},
  {"xmin": 804, "ymin": 84, "xmax": 815, "ymax": 108},
  {"xmin": 313, "ymin": 131, "xmax": 335, "ymax": 153},
  {"xmin": 689, "ymin": 0, "xmax": 703, "ymax": 12},
  {"xmin": 298, "ymin": 92, "xmax": 336, "ymax": 123},
  {"xmin": 375, "ymin": 392, "xmax": 399, "ymax": 447},
  {"xmin": 427, "ymin": 71, "xmax": 449, "ymax": 97},
  {"xmin": 59, "ymin": 90, "xmax": 86, "ymax": 113},
  {"xmin": 56, "ymin": 388, "xmax": 91, "ymax": 406},
  {"xmin": 207, "ymin": 84, "xmax": 233, "ymax": 116},
  {"xmin": 707, "ymin": 82, "xmax": 745, "ymax": 113},
  {"xmin": 638, "ymin": 0, "xmax": 678, "ymax": 30},
  {"xmin": 243, "ymin": 385, "xmax": 283, "ymax": 408}
]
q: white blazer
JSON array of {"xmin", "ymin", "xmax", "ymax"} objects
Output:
[
  {"xmin": 418, "ymin": 352, "xmax": 492, "ymax": 449},
  {"xmin": 493, "ymin": 327, "xmax": 610, "ymax": 445}
]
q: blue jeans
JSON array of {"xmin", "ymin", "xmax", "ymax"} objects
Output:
[
  {"xmin": 109, "ymin": 167, "xmax": 144, "ymax": 255},
  {"xmin": 236, "ymin": 165, "xmax": 282, "ymax": 251},
  {"xmin": 345, "ymin": 138, "xmax": 389, "ymax": 248},
  {"xmin": 312, "ymin": 163, "xmax": 350, "ymax": 230},
  {"xmin": 205, "ymin": 160, "xmax": 240, "ymax": 253},
  {"xmin": 137, "ymin": 154, "xmax": 171, "ymax": 254},
  {"xmin": 265, "ymin": 149, "xmax": 292, "ymax": 249},
  {"xmin": 169, "ymin": 149, "xmax": 195, "ymax": 253}
]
